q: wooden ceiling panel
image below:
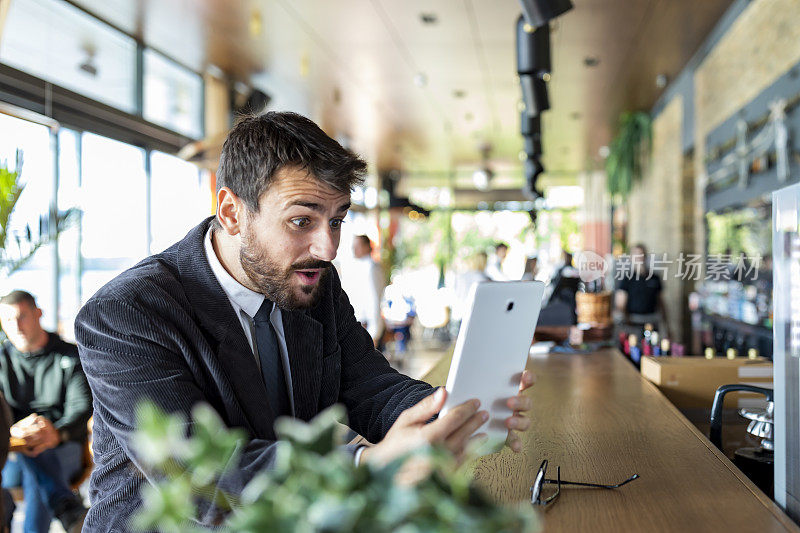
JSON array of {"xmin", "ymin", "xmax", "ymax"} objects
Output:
[{"xmin": 65, "ymin": 0, "xmax": 734, "ymax": 192}]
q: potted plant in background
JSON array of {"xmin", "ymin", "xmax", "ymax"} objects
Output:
[
  {"xmin": 0, "ymin": 150, "xmax": 78, "ymax": 275},
  {"xmin": 131, "ymin": 403, "xmax": 541, "ymax": 533}
]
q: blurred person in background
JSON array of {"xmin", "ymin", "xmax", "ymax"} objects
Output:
[
  {"xmin": 340, "ymin": 235, "xmax": 385, "ymax": 348},
  {"xmin": 0, "ymin": 290, "xmax": 90, "ymax": 533},
  {"xmin": 614, "ymin": 243, "xmax": 671, "ymax": 337},
  {"xmin": 450, "ymin": 252, "xmax": 490, "ymax": 332},
  {"xmin": 485, "ymin": 242, "xmax": 509, "ymax": 281}
]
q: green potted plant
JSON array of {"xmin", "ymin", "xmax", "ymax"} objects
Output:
[
  {"xmin": 0, "ymin": 150, "xmax": 78, "ymax": 275},
  {"xmin": 131, "ymin": 403, "xmax": 541, "ymax": 533},
  {"xmin": 605, "ymin": 112, "xmax": 652, "ymax": 200}
]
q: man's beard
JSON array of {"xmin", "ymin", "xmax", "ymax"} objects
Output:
[{"xmin": 239, "ymin": 226, "xmax": 330, "ymax": 310}]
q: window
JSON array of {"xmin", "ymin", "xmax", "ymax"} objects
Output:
[
  {"xmin": 0, "ymin": 0, "xmax": 138, "ymax": 113},
  {"xmin": 144, "ymin": 50, "xmax": 204, "ymax": 139},
  {"xmin": 149, "ymin": 151, "xmax": 212, "ymax": 253},
  {"xmin": 80, "ymin": 132, "xmax": 147, "ymax": 301},
  {"xmin": 0, "ymin": 113, "xmax": 57, "ymax": 329}
]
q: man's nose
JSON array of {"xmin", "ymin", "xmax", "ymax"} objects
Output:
[{"xmin": 309, "ymin": 227, "xmax": 338, "ymax": 262}]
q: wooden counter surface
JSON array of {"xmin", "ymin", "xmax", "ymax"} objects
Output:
[{"xmin": 421, "ymin": 348, "xmax": 797, "ymax": 532}]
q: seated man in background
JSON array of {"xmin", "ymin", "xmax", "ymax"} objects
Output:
[{"xmin": 0, "ymin": 291, "xmax": 90, "ymax": 533}]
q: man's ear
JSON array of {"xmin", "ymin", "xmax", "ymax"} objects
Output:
[{"xmin": 216, "ymin": 187, "xmax": 244, "ymax": 235}]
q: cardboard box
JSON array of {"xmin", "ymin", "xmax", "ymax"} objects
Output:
[{"xmin": 641, "ymin": 356, "xmax": 773, "ymax": 410}]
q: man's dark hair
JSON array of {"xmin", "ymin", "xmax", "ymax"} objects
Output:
[
  {"xmin": 216, "ymin": 111, "xmax": 368, "ymax": 212},
  {"xmin": 0, "ymin": 290, "xmax": 37, "ymax": 309},
  {"xmin": 495, "ymin": 242, "xmax": 508, "ymax": 251}
]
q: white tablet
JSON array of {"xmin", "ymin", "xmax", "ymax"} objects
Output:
[{"xmin": 440, "ymin": 280, "xmax": 545, "ymax": 448}]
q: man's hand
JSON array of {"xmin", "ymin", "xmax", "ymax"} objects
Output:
[
  {"xmin": 504, "ymin": 369, "xmax": 535, "ymax": 452},
  {"xmin": 20, "ymin": 416, "xmax": 60, "ymax": 457},
  {"xmin": 360, "ymin": 387, "xmax": 489, "ymax": 466}
]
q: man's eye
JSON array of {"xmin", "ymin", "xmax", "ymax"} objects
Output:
[
  {"xmin": 330, "ymin": 218, "xmax": 345, "ymax": 230},
  {"xmin": 291, "ymin": 218, "xmax": 310, "ymax": 228}
]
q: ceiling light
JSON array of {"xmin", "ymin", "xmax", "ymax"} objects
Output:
[
  {"xmin": 453, "ymin": 89, "xmax": 466, "ymax": 98},
  {"xmin": 584, "ymin": 56, "xmax": 600, "ymax": 67},
  {"xmin": 78, "ymin": 43, "xmax": 98, "ymax": 77},
  {"xmin": 249, "ymin": 9, "xmax": 263, "ymax": 37},
  {"xmin": 413, "ymin": 73, "xmax": 428, "ymax": 87},
  {"xmin": 656, "ymin": 73, "xmax": 668, "ymax": 88},
  {"xmin": 419, "ymin": 12, "xmax": 438, "ymax": 25}
]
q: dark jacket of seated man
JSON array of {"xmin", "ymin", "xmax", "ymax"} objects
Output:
[
  {"xmin": 0, "ymin": 333, "xmax": 91, "ymax": 446},
  {"xmin": 75, "ymin": 217, "xmax": 433, "ymax": 532}
]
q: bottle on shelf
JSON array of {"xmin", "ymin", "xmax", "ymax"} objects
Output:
[
  {"xmin": 726, "ymin": 347, "xmax": 738, "ymax": 360},
  {"xmin": 748, "ymin": 348, "xmax": 759, "ymax": 360},
  {"xmin": 629, "ymin": 335, "xmax": 641, "ymax": 365},
  {"xmin": 651, "ymin": 332, "xmax": 661, "ymax": 356},
  {"xmin": 705, "ymin": 347, "xmax": 716, "ymax": 359},
  {"xmin": 660, "ymin": 338, "xmax": 671, "ymax": 356}
]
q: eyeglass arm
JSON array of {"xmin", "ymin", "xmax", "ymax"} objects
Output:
[{"xmin": 543, "ymin": 473, "xmax": 639, "ymax": 489}]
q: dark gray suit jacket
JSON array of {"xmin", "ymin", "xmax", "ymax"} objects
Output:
[{"xmin": 75, "ymin": 217, "xmax": 433, "ymax": 532}]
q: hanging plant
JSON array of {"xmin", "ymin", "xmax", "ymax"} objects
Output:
[{"xmin": 605, "ymin": 112, "xmax": 652, "ymax": 199}]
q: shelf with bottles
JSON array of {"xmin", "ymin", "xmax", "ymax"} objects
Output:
[{"xmin": 695, "ymin": 270, "xmax": 773, "ymax": 330}]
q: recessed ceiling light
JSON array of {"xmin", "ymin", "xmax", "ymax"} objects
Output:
[
  {"xmin": 420, "ymin": 12, "xmax": 438, "ymax": 25},
  {"xmin": 570, "ymin": 112, "xmax": 581, "ymax": 120},
  {"xmin": 656, "ymin": 73, "xmax": 668, "ymax": 88},
  {"xmin": 453, "ymin": 89, "xmax": 466, "ymax": 98},
  {"xmin": 583, "ymin": 56, "xmax": 600, "ymax": 67},
  {"xmin": 413, "ymin": 73, "xmax": 428, "ymax": 87}
]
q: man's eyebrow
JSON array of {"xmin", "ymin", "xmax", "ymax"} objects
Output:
[{"xmin": 285, "ymin": 201, "xmax": 352, "ymax": 213}]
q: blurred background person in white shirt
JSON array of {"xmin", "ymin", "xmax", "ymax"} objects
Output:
[
  {"xmin": 341, "ymin": 235, "xmax": 385, "ymax": 347},
  {"xmin": 485, "ymin": 242, "xmax": 509, "ymax": 281}
]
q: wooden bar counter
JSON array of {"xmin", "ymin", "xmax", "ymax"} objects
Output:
[{"xmin": 421, "ymin": 348, "xmax": 797, "ymax": 532}]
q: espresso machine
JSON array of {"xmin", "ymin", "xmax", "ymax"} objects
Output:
[{"xmin": 710, "ymin": 384, "xmax": 774, "ymax": 497}]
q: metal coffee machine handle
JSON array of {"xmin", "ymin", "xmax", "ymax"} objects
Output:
[{"xmin": 710, "ymin": 384, "xmax": 774, "ymax": 450}]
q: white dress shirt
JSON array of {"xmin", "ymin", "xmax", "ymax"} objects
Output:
[{"xmin": 203, "ymin": 228, "xmax": 295, "ymax": 415}]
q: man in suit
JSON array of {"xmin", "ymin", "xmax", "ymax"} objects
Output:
[{"xmin": 75, "ymin": 112, "xmax": 534, "ymax": 531}]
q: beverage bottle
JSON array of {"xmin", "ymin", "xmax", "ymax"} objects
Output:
[
  {"xmin": 747, "ymin": 348, "xmax": 759, "ymax": 360},
  {"xmin": 726, "ymin": 347, "xmax": 738, "ymax": 360},
  {"xmin": 629, "ymin": 335, "xmax": 641, "ymax": 365},
  {"xmin": 651, "ymin": 332, "xmax": 661, "ymax": 356},
  {"xmin": 705, "ymin": 347, "xmax": 716, "ymax": 359},
  {"xmin": 660, "ymin": 338, "xmax": 671, "ymax": 356}
]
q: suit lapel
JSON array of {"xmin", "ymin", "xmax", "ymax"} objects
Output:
[
  {"xmin": 177, "ymin": 218, "xmax": 277, "ymax": 439},
  {"xmin": 282, "ymin": 309, "xmax": 323, "ymax": 422}
]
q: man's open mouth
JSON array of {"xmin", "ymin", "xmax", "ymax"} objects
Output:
[{"xmin": 295, "ymin": 270, "xmax": 321, "ymax": 284}]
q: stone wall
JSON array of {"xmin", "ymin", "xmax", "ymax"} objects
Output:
[{"xmin": 628, "ymin": 96, "xmax": 685, "ymax": 341}]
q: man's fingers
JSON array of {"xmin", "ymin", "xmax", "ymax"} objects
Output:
[
  {"xmin": 520, "ymin": 370, "xmax": 536, "ymax": 390},
  {"xmin": 423, "ymin": 398, "xmax": 481, "ymax": 441},
  {"xmin": 506, "ymin": 395, "xmax": 532, "ymax": 411},
  {"xmin": 505, "ymin": 414, "xmax": 530, "ymax": 431},
  {"xmin": 399, "ymin": 387, "xmax": 447, "ymax": 426},
  {"xmin": 444, "ymin": 410, "xmax": 489, "ymax": 454},
  {"xmin": 506, "ymin": 431, "xmax": 523, "ymax": 453}
]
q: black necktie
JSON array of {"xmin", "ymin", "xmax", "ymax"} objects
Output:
[{"xmin": 253, "ymin": 300, "xmax": 291, "ymax": 418}]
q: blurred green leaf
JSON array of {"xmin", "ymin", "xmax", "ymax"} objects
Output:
[{"xmin": 131, "ymin": 403, "xmax": 541, "ymax": 532}]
